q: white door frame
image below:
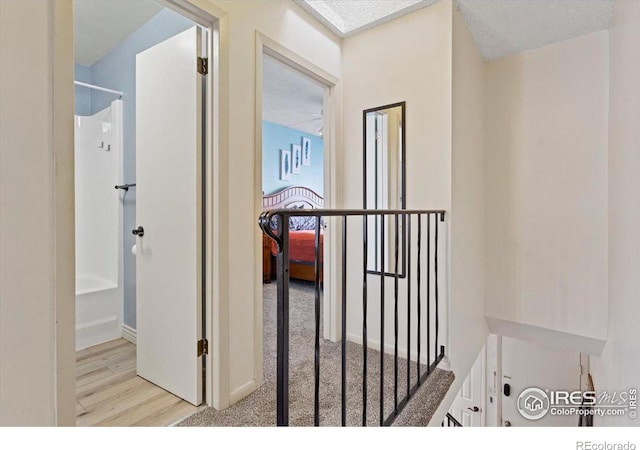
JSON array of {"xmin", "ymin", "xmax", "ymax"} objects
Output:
[
  {"xmin": 254, "ymin": 32, "xmax": 342, "ymax": 386},
  {"xmin": 157, "ymin": 0, "xmax": 223, "ymax": 409},
  {"xmin": 59, "ymin": 0, "xmax": 227, "ymax": 416}
]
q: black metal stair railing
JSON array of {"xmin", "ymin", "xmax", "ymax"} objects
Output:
[
  {"xmin": 259, "ymin": 208, "xmax": 446, "ymax": 426},
  {"xmin": 442, "ymin": 412, "xmax": 463, "ymax": 427}
]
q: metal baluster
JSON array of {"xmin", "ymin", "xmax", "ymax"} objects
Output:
[
  {"xmin": 313, "ymin": 215, "xmax": 322, "ymax": 426},
  {"xmin": 435, "ymin": 213, "xmax": 440, "ymax": 360},
  {"xmin": 276, "ymin": 213, "xmax": 290, "ymax": 426},
  {"xmin": 427, "ymin": 213, "xmax": 431, "ymax": 372},
  {"xmin": 416, "ymin": 215, "xmax": 421, "ymax": 383},
  {"xmin": 362, "ymin": 215, "xmax": 368, "ymax": 426},
  {"xmin": 379, "ymin": 214, "xmax": 385, "ymax": 426},
  {"xmin": 393, "ymin": 214, "xmax": 399, "ymax": 413},
  {"xmin": 341, "ymin": 216, "xmax": 348, "ymax": 426},
  {"xmin": 406, "ymin": 214, "xmax": 412, "ymax": 397}
]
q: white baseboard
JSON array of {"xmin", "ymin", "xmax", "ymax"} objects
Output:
[
  {"xmin": 121, "ymin": 324, "xmax": 137, "ymax": 345},
  {"xmin": 347, "ymin": 332, "xmax": 437, "ymax": 365},
  {"xmin": 229, "ymin": 379, "xmax": 257, "ymax": 405}
]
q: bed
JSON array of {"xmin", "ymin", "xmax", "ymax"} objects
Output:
[{"xmin": 262, "ymin": 186, "xmax": 324, "ymax": 283}]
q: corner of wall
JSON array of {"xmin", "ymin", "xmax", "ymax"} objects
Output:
[{"xmin": 449, "ymin": 0, "xmax": 489, "ymax": 384}]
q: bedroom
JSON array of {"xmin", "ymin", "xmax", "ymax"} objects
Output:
[
  {"xmin": 260, "ymin": 51, "xmax": 327, "ymax": 372},
  {"xmin": 261, "ymin": 53, "xmax": 326, "ymax": 285}
]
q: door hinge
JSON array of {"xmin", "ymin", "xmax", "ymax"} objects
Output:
[
  {"xmin": 197, "ymin": 338, "xmax": 208, "ymax": 356},
  {"xmin": 197, "ymin": 57, "xmax": 208, "ymax": 75}
]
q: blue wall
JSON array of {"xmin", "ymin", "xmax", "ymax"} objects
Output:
[
  {"xmin": 74, "ymin": 63, "xmax": 92, "ymax": 116},
  {"xmin": 82, "ymin": 9, "xmax": 194, "ymax": 329},
  {"xmin": 262, "ymin": 121, "xmax": 324, "ymax": 196}
]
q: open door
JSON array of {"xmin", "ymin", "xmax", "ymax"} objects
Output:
[
  {"xmin": 135, "ymin": 26, "xmax": 204, "ymax": 406},
  {"xmin": 450, "ymin": 347, "xmax": 484, "ymax": 426}
]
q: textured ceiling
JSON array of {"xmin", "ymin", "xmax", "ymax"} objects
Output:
[
  {"xmin": 456, "ymin": 0, "xmax": 614, "ymax": 60},
  {"xmin": 297, "ymin": 0, "xmax": 438, "ymax": 36},
  {"xmin": 74, "ymin": 0, "xmax": 164, "ymax": 66},
  {"xmin": 299, "ymin": 0, "xmax": 614, "ymax": 60},
  {"xmin": 263, "ymin": 54, "xmax": 325, "ymax": 137}
]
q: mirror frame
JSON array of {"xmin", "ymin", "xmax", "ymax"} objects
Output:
[{"xmin": 363, "ymin": 101, "xmax": 406, "ymax": 277}]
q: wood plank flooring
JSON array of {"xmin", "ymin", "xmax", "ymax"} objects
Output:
[{"xmin": 76, "ymin": 338, "xmax": 202, "ymax": 426}]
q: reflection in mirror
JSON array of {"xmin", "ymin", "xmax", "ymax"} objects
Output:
[{"xmin": 363, "ymin": 102, "xmax": 405, "ymax": 276}]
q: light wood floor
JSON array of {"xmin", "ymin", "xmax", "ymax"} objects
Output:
[{"xmin": 76, "ymin": 338, "xmax": 202, "ymax": 426}]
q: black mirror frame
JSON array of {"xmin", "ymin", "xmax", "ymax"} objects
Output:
[{"xmin": 363, "ymin": 101, "xmax": 407, "ymax": 278}]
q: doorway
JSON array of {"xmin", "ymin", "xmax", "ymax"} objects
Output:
[
  {"xmin": 256, "ymin": 34, "xmax": 340, "ymax": 390},
  {"xmin": 73, "ymin": 0, "xmax": 210, "ymax": 425},
  {"xmin": 259, "ymin": 49, "xmax": 327, "ymax": 391},
  {"xmin": 449, "ymin": 346, "xmax": 485, "ymax": 426}
]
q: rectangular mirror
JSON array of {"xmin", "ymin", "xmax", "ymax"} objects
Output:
[{"xmin": 363, "ymin": 101, "xmax": 406, "ymax": 276}]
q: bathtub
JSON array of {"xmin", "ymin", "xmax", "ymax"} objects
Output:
[
  {"xmin": 75, "ymin": 99, "xmax": 124, "ymax": 350},
  {"xmin": 76, "ymin": 274, "xmax": 122, "ymax": 350}
]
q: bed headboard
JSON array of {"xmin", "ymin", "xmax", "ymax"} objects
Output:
[{"xmin": 262, "ymin": 186, "xmax": 324, "ymax": 210}]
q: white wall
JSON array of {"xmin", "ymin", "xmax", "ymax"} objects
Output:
[
  {"xmin": 342, "ymin": 5, "xmax": 489, "ymax": 419},
  {"xmin": 205, "ymin": 0, "xmax": 342, "ymax": 407},
  {"xmin": 0, "ymin": 0, "xmax": 75, "ymax": 425},
  {"xmin": 484, "ymin": 30, "xmax": 609, "ymax": 343},
  {"xmin": 449, "ymin": 2, "xmax": 489, "ymax": 383},
  {"xmin": 342, "ymin": 0, "xmax": 452, "ymax": 363},
  {"xmin": 429, "ymin": 5, "xmax": 489, "ymax": 424},
  {"xmin": 590, "ymin": 0, "xmax": 640, "ymax": 426}
]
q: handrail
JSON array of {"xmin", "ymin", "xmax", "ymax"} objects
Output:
[
  {"xmin": 259, "ymin": 207, "xmax": 447, "ymax": 426},
  {"xmin": 259, "ymin": 208, "xmax": 446, "ymax": 251}
]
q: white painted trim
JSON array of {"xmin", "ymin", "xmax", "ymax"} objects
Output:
[
  {"xmin": 486, "ymin": 316, "xmax": 607, "ymax": 356},
  {"xmin": 254, "ymin": 34, "xmax": 342, "ymax": 397},
  {"xmin": 121, "ymin": 324, "xmax": 137, "ymax": 345},
  {"xmin": 229, "ymin": 379, "xmax": 257, "ymax": 405},
  {"xmin": 52, "ymin": 0, "xmax": 77, "ymax": 425}
]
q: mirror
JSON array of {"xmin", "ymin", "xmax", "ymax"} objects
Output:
[{"xmin": 363, "ymin": 102, "xmax": 406, "ymax": 276}]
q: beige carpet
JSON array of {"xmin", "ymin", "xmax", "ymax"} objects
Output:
[{"xmin": 178, "ymin": 280, "xmax": 454, "ymax": 427}]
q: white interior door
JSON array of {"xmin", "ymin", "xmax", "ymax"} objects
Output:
[
  {"xmin": 135, "ymin": 26, "xmax": 203, "ymax": 406},
  {"xmin": 450, "ymin": 347, "xmax": 484, "ymax": 426},
  {"xmin": 501, "ymin": 336, "xmax": 579, "ymax": 426}
]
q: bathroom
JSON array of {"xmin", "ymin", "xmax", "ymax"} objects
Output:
[{"xmin": 74, "ymin": 0, "xmax": 207, "ymax": 425}]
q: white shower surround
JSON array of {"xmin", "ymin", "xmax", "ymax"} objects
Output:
[{"xmin": 75, "ymin": 99, "xmax": 124, "ymax": 350}]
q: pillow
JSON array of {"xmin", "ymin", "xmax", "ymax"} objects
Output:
[
  {"xmin": 269, "ymin": 214, "xmax": 322, "ymax": 231},
  {"xmin": 289, "ymin": 215, "xmax": 319, "ymax": 231}
]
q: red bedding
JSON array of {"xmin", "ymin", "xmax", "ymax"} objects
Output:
[{"xmin": 272, "ymin": 230, "xmax": 324, "ymax": 264}]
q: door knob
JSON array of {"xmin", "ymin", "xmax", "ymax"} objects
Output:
[
  {"xmin": 132, "ymin": 226, "xmax": 144, "ymax": 237},
  {"xmin": 467, "ymin": 406, "xmax": 480, "ymax": 412}
]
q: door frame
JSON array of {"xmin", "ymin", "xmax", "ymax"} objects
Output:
[
  {"xmin": 60, "ymin": 0, "xmax": 227, "ymax": 417},
  {"xmin": 254, "ymin": 32, "xmax": 341, "ymax": 385},
  {"xmin": 157, "ymin": 0, "xmax": 223, "ymax": 409}
]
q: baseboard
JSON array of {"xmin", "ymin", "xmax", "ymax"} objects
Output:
[
  {"xmin": 229, "ymin": 379, "xmax": 257, "ymax": 405},
  {"xmin": 347, "ymin": 332, "xmax": 438, "ymax": 365},
  {"xmin": 76, "ymin": 315, "xmax": 120, "ymax": 350},
  {"xmin": 121, "ymin": 324, "xmax": 137, "ymax": 345}
]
